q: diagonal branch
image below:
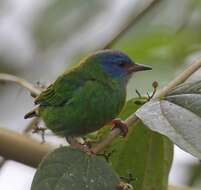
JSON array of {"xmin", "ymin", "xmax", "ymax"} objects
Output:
[
  {"xmin": 91, "ymin": 58, "xmax": 201, "ymax": 153},
  {"xmin": 153, "ymin": 58, "xmax": 201, "ymax": 98}
]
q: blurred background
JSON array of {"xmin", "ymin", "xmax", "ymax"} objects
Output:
[{"xmin": 0, "ymin": 0, "xmax": 201, "ymax": 189}]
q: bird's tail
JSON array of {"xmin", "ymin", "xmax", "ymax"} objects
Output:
[{"xmin": 24, "ymin": 108, "xmax": 39, "ymax": 119}]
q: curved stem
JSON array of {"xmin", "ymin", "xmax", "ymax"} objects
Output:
[{"xmin": 0, "ymin": 73, "xmax": 41, "ymax": 96}]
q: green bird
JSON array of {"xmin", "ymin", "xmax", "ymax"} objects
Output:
[{"xmin": 25, "ymin": 50, "xmax": 151, "ymax": 141}]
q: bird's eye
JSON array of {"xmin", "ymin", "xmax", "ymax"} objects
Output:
[{"xmin": 119, "ymin": 62, "xmax": 126, "ymax": 67}]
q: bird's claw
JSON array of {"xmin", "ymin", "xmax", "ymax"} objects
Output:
[
  {"xmin": 81, "ymin": 137, "xmax": 99, "ymax": 149},
  {"xmin": 66, "ymin": 137, "xmax": 95, "ymax": 155},
  {"xmin": 76, "ymin": 143, "xmax": 95, "ymax": 155},
  {"xmin": 112, "ymin": 118, "xmax": 128, "ymax": 137}
]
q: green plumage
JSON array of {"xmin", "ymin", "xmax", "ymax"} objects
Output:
[
  {"xmin": 25, "ymin": 50, "xmax": 151, "ymax": 138},
  {"xmin": 34, "ymin": 53, "xmax": 126, "ymax": 137}
]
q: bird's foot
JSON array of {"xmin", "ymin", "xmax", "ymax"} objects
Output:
[
  {"xmin": 82, "ymin": 137, "xmax": 100, "ymax": 149},
  {"xmin": 112, "ymin": 118, "xmax": 128, "ymax": 137},
  {"xmin": 76, "ymin": 143, "xmax": 93, "ymax": 155},
  {"xmin": 66, "ymin": 137, "xmax": 94, "ymax": 155},
  {"xmin": 32, "ymin": 125, "xmax": 47, "ymax": 144}
]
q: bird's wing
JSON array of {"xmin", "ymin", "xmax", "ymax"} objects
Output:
[
  {"xmin": 34, "ymin": 74, "xmax": 85, "ymax": 106},
  {"xmin": 34, "ymin": 72, "xmax": 106, "ymax": 106}
]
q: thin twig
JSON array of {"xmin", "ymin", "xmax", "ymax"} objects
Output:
[
  {"xmin": 0, "ymin": 74, "xmax": 41, "ymax": 135},
  {"xmin": 103, "ymin": 0, "xmax": 160, "ymax": 49},
  {"xmin": 153, "ymin": 58, "xmax": 201, "ymax": 98},
  {"xmin": 91, "ymin": 57, "xmax": 201, "ymax": 153},
  {"xmin": 0, "ymin": 73, "xmax": 41, "ymax": 96}
]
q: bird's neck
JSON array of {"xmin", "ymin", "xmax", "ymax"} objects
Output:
[{"xmin": 80, "ymin": 60, "xmax": 127, "ymax": 88}]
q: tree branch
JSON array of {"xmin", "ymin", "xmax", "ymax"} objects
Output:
[
  {"xmin": 0, "ymin": 127, "xmax": 196, "ymax": 189},
  {"xmin": 0, "ymin": 128, "xmax": 51, "ymax": 167},
  {"xmin": 0, "ymin": 73, "xmax": 41, "ymax": 96},
  {"xmin": 91, "ymin": 57, "xmax": 201, "ymax": 153},
  {"xmin": 153, "ymin": 58, "xmax": 201, "ymax": 98}
]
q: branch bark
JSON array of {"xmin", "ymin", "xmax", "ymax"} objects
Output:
[
  {"xmin": 0, "ymin": 131, "xmax": 199, "ymax": 189},
  {"xmin": 0, "ymin": 73, "xmax": 41, "ymax": 96},
  {"xmin": 91, "ymin": 57, "xmax": 201, "ymax": 153},
  {"xmin": 0, "ymin": 128, "xmax": 51, "ymax": 167},
  {"xmin": 153, "ymin": 58, "xmax": 201, "ymax": 98}
]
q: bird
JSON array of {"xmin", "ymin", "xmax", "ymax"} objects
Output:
[{"xmin": 24, "ymin": 49, "xmax": 151, "ymax": 144}]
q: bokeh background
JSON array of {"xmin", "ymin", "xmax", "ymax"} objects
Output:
[{"xmin": 0, "ymin": 0, "xmax": 201, "ymax": 189}]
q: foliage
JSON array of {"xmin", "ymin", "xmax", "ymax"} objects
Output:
[
  {"xmin": 1, "ymin": 0, "xmax": 201, "ymax": 189},
  {"xmin": 108, "ymin": 100, "xmax": 173, "ymax": 190},
  {"xmin": 31, "ymin": 147, "xmax": 120, "ymax": 190},
  {"xmin": 136, "ymin": 80, "xmax": 201, "ymax": 159}
]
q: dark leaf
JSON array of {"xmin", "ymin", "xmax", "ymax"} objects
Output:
[
  {"xmin": 108, "ymin": 99, "xmax": 173, "ymax": 190},
  {"xmin": 31, "ymin": 147, "xmax": 120, "ymax": 190}
]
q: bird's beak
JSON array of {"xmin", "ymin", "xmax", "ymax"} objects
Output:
[{"xmin": 128, "ymin": 63, "xmax": 152, "ymax": 73}]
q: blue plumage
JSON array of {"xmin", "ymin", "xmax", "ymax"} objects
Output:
[{"xmin": 93, "ymin": 50, "xmax": 135, "ymax": 81}]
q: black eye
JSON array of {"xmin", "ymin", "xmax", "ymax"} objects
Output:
[{"xmin": 119, "ymin": 62, "xmax": 125, "ymax": 67}]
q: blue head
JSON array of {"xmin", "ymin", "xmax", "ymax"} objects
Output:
[{"xmin": 93, "ymin": 50, "xmax": 152, "ymax": 82}]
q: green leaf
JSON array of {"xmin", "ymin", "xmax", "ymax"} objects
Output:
[
  {"xmin": 107, "ymin": 99, "xmax": 173, "ymax": 190},
  {"xmin": 186, "ymin": 163, "xmax": 201, "ymax": 188},
  {"xmin": 136, "ymin": 80, "xmax": 201, "ymax": 159},
  {"xmin": 31, "ymin": 147, "xmax": 120, "ymax": 190}
]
